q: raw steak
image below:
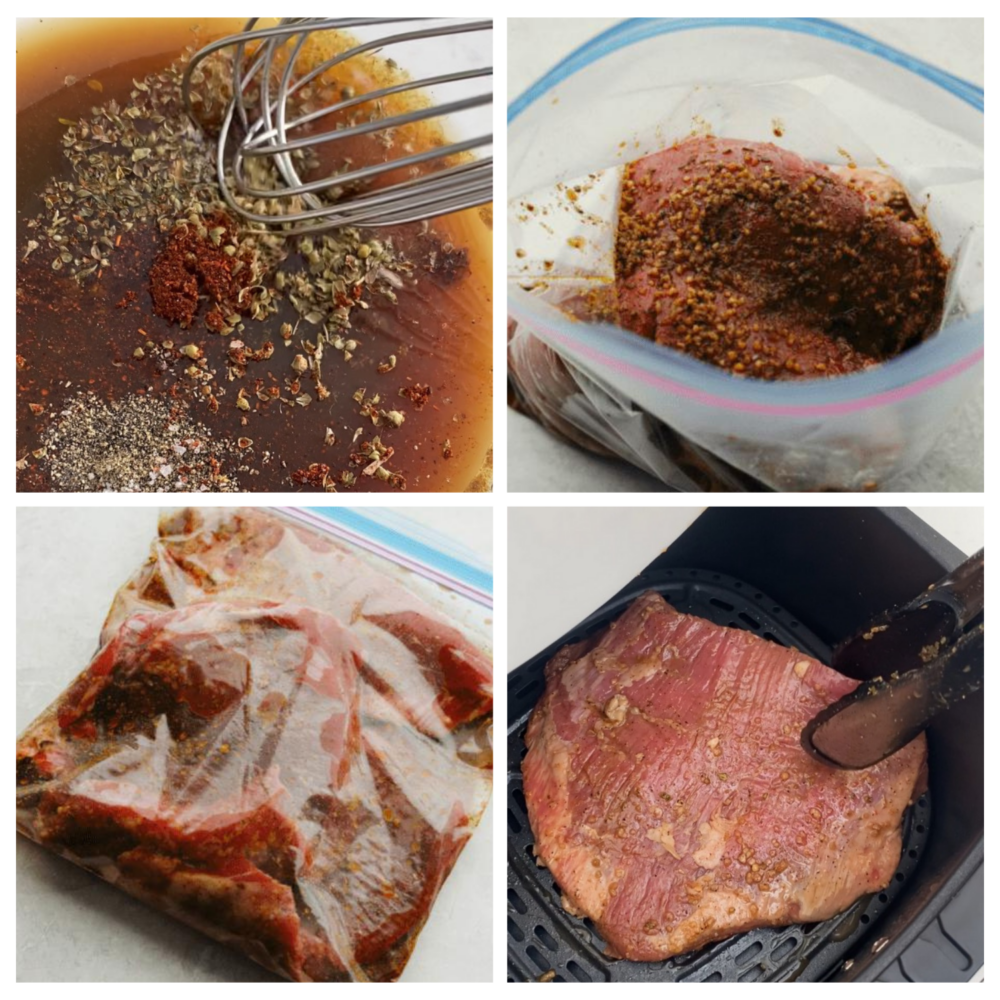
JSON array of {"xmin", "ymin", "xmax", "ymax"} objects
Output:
[
  {"xmin": 102, "ymin": 508, "xmax": 492, "ymax": 735},
  {"xmin": 522, "ymin": 592, "xmax": 926, "ymax": 961},
  {"xmin": 17, "ymin": 510, "xmax": 493, "ymax": 982},
  {"xmin": 615, "ymin": 137, "xmax": 949, "ymax": 378}
]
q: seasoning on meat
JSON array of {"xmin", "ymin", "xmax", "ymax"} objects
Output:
[
  {"xmin": 102, "ymin": 507, "xmax": 493, "ymax": 733},
  {"xmin": 522, "ymin": 592, "xmax": 926, "ymax": 961},
  {"xmin": 17, "ymin": 509, "xmax": 492, "ymax": 982},
  {"xmin": 614, "ymin": 138, "xmax": 950, "ymax": 379}
]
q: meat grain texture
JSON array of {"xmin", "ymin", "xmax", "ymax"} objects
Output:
[{"xmin": 522, "ymin": 592, "xmax": 925, "ymax": 961}]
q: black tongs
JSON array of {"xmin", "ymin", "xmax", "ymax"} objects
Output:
[{"xmin": 802, "ymin": 549, "xmax": 984, "ymax": 770}]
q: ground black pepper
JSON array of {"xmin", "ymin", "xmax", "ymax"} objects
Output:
[{"xmin": 41, "ymin": 391, "xmax": 237, "ymax": 491}]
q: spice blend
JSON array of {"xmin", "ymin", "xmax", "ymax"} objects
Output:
[
  {"xmin": 17, "ymin": 21, "xmax": 492, "ymax": 492},
  {"xmin": 612, "ymin": 138, "xmax": 950, "ymax": 379}
]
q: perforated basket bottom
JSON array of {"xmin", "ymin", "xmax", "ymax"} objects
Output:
[{"xmin": 507, "ymin": 570, "xmax": 931, "ymax": 982}]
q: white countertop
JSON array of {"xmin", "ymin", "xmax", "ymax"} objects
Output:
[
  {"xmin": 508, "ymin": 18, "xmax": 984, "ymax": 493},
  {"xmin": 16, "ymin": 507, "xmax": 492, "ymax": 983}
]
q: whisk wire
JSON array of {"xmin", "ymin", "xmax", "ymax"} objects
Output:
[
  {"xmin": 183, "ymin": 17, "xmax": 492, "ymax": 233},
  {"xmin": 246, "ymin": 68, "xmax": 493, "ymax": 149},
  {"xmin": 234, "ymin": 135, "xmax": 492, "ymax": 201}
]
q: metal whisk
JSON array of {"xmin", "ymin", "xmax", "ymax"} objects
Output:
[{"xmin": 182, "ymin": 17, "xmax": 492, "ymax": 233}]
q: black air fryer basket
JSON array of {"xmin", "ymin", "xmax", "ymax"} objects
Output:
[{"xmin": 507, "ymin": 508, "xmax": 983, "ymax": 983}]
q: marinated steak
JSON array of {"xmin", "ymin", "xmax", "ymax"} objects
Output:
[
  {"xmin": 102, "ymin": 508, "xmax": 493, "ymax": 735},
  {"xmin": 615, "ymin": 138, "xmax": 950, "ymax": 378},
  {"xmin": 17, "ymin": 510, "xmax": 493, "ymax": 982},
  {"xmin": 522, "ymin": 592, "xmax": 926, "ymax": 961}
]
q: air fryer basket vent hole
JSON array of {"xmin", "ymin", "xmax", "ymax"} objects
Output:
[
  {"xmin": 508, "ymin": 888, "xmax": 528, "ymax": 914},
  {"xmin": 525, "ymin": 944, "xmax": 548, "ymax": 971},
  {"xmin": 567, "ymin": 961, "xmax": 592, "ymax": 982},
  {"xmin": 710, "ymin": 598, "xmax": 735, "ymax": 612},
  {"xmin": 535, "ymin": 925, "xmax": 559, "ymax": 952},
  {"xmin": 508, "ymin": 809, "xmax": 522, "ymax": 834},
  {"xmin": 860, "ymin": 914, "xmax": 871, "ymax": 925},
  {"xmin": 878, "ymin": 893, "xmax": 889, "ymax": 904},
  {"xmin": 738, "ymin": 612, "xmax": 761, "ymax": 629},
  {"xmin": 512, "ymin": 788, "xmax": 527, "ymax": 814},
  {"xmin": 508, "ymin": 917, "xmax": 525, "ymax": 942},
  {"xmin": 770, "ymin": 937, "xmax": 798, "ymax": 963},
  {"xmin": 735, "ymin": 941, "xmax": 763, "ymax": 966}
]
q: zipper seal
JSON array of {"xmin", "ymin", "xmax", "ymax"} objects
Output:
[{"xmin": 279, "ymin": 507, "xmax": 492, "ymax": 608}]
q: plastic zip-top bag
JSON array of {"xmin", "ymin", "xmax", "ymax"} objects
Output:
[
  {"xmin": 508, "ymin": 18, "xmax": 983, "ymax": 491},
  {"xmin": 16, "ymin": 507, "xmax": 492, "ymax": 982}
]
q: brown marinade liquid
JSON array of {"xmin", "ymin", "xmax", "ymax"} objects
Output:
[{"xmin": 17, "ymin": 21, "xmax": 492, "ymax": 492}]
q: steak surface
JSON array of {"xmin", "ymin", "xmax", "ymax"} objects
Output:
[
  {"xmin": 522, "ymin": 592, "xmax": 926, "ymax": 961},
  {"xmin": 615, "ymin": 137, "xmax": 950, "ymax": 379},
  {"xmin": 103, "ymin": 508, "xmax": 493, "ymax": 735}
]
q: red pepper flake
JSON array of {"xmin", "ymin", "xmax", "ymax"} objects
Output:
[
  {"xmin": 399, "ymin": 383, "xmax": 431, "ymax": 410},
  {"xmin": 205, "ymin": 306, "xmax": 225, "ymax": 333},
  {"xmin": 247, "ymin": 342, "xmax": 274, "ymax": 362},
  {"xmin": 291, "ymin": 463, "xmax": 331, "ymax": 487}
]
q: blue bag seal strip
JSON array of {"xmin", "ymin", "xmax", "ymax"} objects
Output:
[{"xmin": 280, "ymin": 507, "xmax": 492, "ymax": 608}]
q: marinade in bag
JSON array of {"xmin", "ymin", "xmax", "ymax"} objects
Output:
[
  {"xmin": 17, "ymin": 508, "xmax": 493, "ymax": 982},
  {"xmin": 508, "ymin": 19, "xmax": 983, "ymax": 492}
]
